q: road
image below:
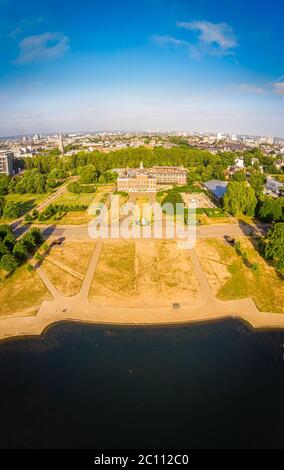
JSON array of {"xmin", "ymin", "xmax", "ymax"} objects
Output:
[
  {"xmin": 10, "ymin": 176, "xmax": 77, "ymax": 232},
  {"xmin": 16, "ymin": 219, "xmax": 268, "ymax": 241}
]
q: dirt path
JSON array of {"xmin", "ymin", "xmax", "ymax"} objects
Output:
[
  {"xmin": 44, "ymin": 256, "xmax": 84, "ymax": 280},
  {"xmin": 78, "ymin": 240, "xmax": 104, "ymax": 299},
  {"xmin": 35, "ymin": 267, "xmax": 62, "ymax": 301},
  {"xmin": 187, "ymin": 249, "xmax": 213, "ymax": 301}
]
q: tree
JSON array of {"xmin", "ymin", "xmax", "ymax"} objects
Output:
[
  {"xmin": 21, "ymin": 232, "xmax": 37, "ymax": 252},
  {"xmin": 30, "ymin": 228, "xmax": 43, "ymax": 245},
  {"xmin": 258, "ymin": 197, "xmax": 283, "ymax": 222},
  {"xmin": 265, "ymin": 223, "xmax": 284, "ymax": 269},
  {"xmin": 3, "ymin": 201, "xmax": 20, "ymax": 219},
  {"xmin": 24, "ymin": 213, "xmax": 33, "ymax": 223},
  {"xmin": 0, "ymin": 253, "xmax": 18, "ymax": 272},
  {"xmin": 13, "ymin": 242, "xmax": 27, "ymax": 263},
  {"xmin": 0, "ymin": 196, "xmax": 5, "ymax": 217},
  {"xmin": 3, "ymin": 233, "xmax": 16, "ymax": 252},
  {"xmin": 223, "ymin": 182, "xmax": 257, "ymax": 216},
  {"xmin": 250, "ymin": 172, "xmax": 265, "ymax": 198},
  {"xmin": 212, "ymin": 164, "xmax": 225, "ymax": 180},
  {"xmin": 68, "ymin": 182, "xmax": 81, "ymax": 193},
  {"xmin": 232, "ymin": 171, "xmax": 246, "ymax": 182},
  {"xmin": 0, "ymin": 240, "xmax": 9, "ymax": 258},
  {"xmin": 78, "ymin": 164, "xmax": 98, "ymax": 184},
  {"xmin": 0, "ymin": 175, "xmax": 10, "ymax": 196},
  {"xmin": 0, "ymin": 224, "xmax": 13, "ymax": 240}
]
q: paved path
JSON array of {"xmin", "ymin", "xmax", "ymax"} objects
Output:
[
  {"xmin": 11, "ymin": 176, "xmax": 78, "ymax": 235},
  {"xmin": 35, "ymin": 266, "xmax": 62, "ymax": 301},
  {"xmin": 44, "ymin": 256, "xmax": 84, "ymax": 280},
  {"xmin": 24, "ymin": 221, "xmax": 269, "ymax": 242},
  {"xmin": 1, "ymin": 292, "xmax": 284, "ymax": 342},
  {"xmin": 0, "ymin": 236, "xmax": 284, "ymax": 341},
  {"xmin": 77, "ymin": 240, "xmax": 104, "ymax": 299},
  {"xmin": 188, "ymin": 249, "xmax": 213, "ymax": 301}
]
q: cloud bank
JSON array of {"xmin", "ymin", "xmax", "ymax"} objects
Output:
[{"xmin": 15, "ymin": 32, "xmax": 70, "ymax": 64}]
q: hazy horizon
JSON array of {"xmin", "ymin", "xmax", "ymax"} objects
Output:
[{"xmin": 1, "ymin": 0, "xmax": 283, "ymax": 136}]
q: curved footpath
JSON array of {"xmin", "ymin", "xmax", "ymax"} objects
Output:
[
  {"xmin": 4, "ymin": 192, "xmax": 277, "ymax": 341},
  {"xmin": 0, "ymin": 296, "xmax": 284, "ymax": 342},
  {"xmin": 0, "ymin": 241, "xmax": 284, "ymax": 341}
]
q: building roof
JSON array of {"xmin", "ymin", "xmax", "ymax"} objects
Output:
[{"xmin": 204, "ymin": 180, "xmax": 228, "ymax": 198}]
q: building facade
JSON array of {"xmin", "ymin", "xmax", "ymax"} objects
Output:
[
  {"xmin": 0, "ymin": 152, "xmax": 14, "ymax": 176},
  {"xmin": 116, "ymin": 163, "xmax": 187, "ymax": 192},
  {"xmin": 147, "ymin": 166, "xmax": 187, "ymax": 185},
  {"xmin": 117, "ymin": 173, "xmax": 157, "ymax": 193}
]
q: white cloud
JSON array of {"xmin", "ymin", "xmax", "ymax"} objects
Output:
[
  {"xmin": 8, "ymin": 26, "xmax": 22, "ymax": 39},
  {"xmin": 177, "ymin": 20, "xmax": 238, "ymax": 57},
  {"xmin": 151, "ymin": 34, "xmax": 188, "ymax": 47},
  {"xmin": 239, "ymin": 83, "xmax": 264, "ymax": 94},
  {"xmin": 15, "ymin": 32, "xmax": 70, "ymax": 64},
  {"xmin": 273, "ymin": 82, "xmax": 284, "ymax": 96}
]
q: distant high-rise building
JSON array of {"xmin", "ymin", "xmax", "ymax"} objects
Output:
[
  {"xmin": 267, "ymin": 135, "xmax": 274, "ymax": 145},
  {"xmin": 0, "ymin": 152, "xmax": 14, "ymax": 176},
  {"xmin": 217, "ymin": 132, "xmax": 223, "ymax": 140},
  {"xmin": 58, "ymin": 132, "xmax": 64, "ymax": 155}
]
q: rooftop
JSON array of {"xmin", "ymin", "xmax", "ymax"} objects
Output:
[{"xmin": 204, "ymin": 180, "xmax": 228, "ymax": 198}]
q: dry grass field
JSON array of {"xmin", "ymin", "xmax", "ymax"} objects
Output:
[
  {"xmin": 0, "ymin": 266, "xmax": 52, "ymax": 317},
  {"xmin": 40, "ymin": 260, "xmax": 82, "ymax": 296},
  {"xmin": 195, "ymin": 238, "xmax": 284, "ymax": 313},
  {"xmin": 90, "ymin": 240, "xmax": 200, "ymax": 307},
  {"xmin": 45, "ymin": 241, "xmax": 96, "ymax": 275}
]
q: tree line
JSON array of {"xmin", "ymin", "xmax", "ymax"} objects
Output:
[{"xmin": 0, "ymin": 225, "xmax": 43, "ymax": 273}]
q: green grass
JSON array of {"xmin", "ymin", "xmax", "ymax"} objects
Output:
[
  {"xmin": 207, "ymin": 239, "xmax": 284, "ymax": 313},
  {"xmin": 53, "ymin": 191, "xmax": 97, "ymax": 206},
  {"xmin": 0, "ymin": 265, "xmax": 52, "ymax": 316},
  {"xmin": 4, "ymin": 193, "xmax": 46, "ymax": 216},
  {"xmin": 91, "ymin": 241, "xmax": 136, "ymax": 295}
]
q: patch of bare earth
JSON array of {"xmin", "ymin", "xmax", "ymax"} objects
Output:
[
  {"xmin": 90, "ymin": 240, "xmax": 200, "ymax": 307},
  {"xmin": 40, "ymin": 260, "xmax": 82, "ymax": 296},
  {"xmin": 0, "ymin": 266, "xmax": 52, "ymax": 317},
  {"xmin": 195, "ymin": 240, "xmax": 230, "ymax": 295},
  {"xmin": 46, "ymin": 241, "xmax": 96, "ymax": 275},
  {"xmin": 90, "ymin": 240, "xmax": 136, "ymax": 305}
]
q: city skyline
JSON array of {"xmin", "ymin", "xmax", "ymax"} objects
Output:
[{"xmin": 0, "ymin": 0, "xmax": 284, "ymax": 136}]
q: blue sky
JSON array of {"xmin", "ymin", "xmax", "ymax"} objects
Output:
[{"xmin": 0, "ymin": 0, "xmax": 284, "ymax": 136}]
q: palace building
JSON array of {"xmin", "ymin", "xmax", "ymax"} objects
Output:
[{"xmin": 116, "ymin": 162, "xmax": 187, "ymax": 193}]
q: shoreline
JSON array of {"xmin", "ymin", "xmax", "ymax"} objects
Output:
[{"xmin": 0, "ymin": 296, "xmax": 284, "ymax": 342}]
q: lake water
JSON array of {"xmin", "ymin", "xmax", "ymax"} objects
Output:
[{"xmin": 0, "ymin": 320, "xmax": 284, "ymax": 449}]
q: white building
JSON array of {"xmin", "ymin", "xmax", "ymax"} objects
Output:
[
  {"xmin": 235, "ymin": 157, "xmax": 244, "ymax": 169},
  {"xmin": 0, "ymin": 152, "xmax": 14, "ymax": 176}
]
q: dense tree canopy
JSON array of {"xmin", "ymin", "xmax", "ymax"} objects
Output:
[
  {"xmin": 3, "ymin": 201, "xmax": 20, "ymax": 219},
  {"xmin": 0, "ymin": 175, "xmax": 10, "ymax": 196},
  {"xmin": 249, "ymin": 172, "xmax": 266, "ymax": 198},
  {"xmin": 265, "ymin": 223, "xmax": 284, "ymax": 270},
  {"xmin": 0, "ymin": 225, "xmax": 43, "ymax": 274},
  {"xmin": 258, "ymin": 197, "xmax": 284, "ymax": 222},
  {"xmin": 223, "ymin": 182, "xmax": 257, "ymax": 216}
]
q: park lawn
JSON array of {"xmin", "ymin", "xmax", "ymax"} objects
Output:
[
  {"xmin": 196, "ymin": 213, "xmax": 233, "ymax": 225},
  {"xmin": 45, "ymin": 241, "xmax": 96, "ymax": 275},
  {"xmin": 198, "ymin": 238, "xmax": 284, "ymax": 313},
  {"xmin": 40, "ymin": 259, "xmax": 82, "ymax": 296},
  {"xmin": 52, "ymin": 212, "xmax": 93, "ymax": 225},
  {"xmin": 3, "ymin": 193, "xmax": 46, "ymax": 216},
  {"xmin": 135, "ymin": 240, "xmax": 200, "ymax": 305},
  {"xmin": 90, "ymin": 240, "xmax": 136, "ymax": 298},
  {"xmin": 53, "ymin": 190, "xmax": 96, "ymax": 206},
  {"xmin": 0, "ymin": 265, "xmax": 52, "ymax": 317}
]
